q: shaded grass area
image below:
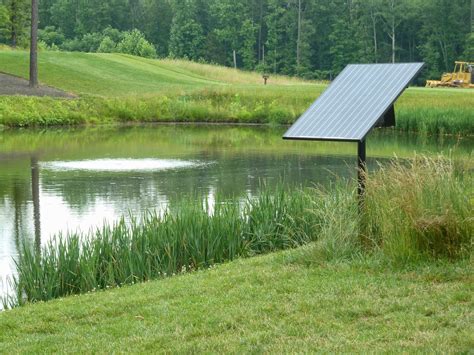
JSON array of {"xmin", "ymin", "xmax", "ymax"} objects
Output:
[
  {"xmin": 3, "ymin": 157, "xmax": 472, "ymax": 309},
  {"xmin": 1, "ymin": 50, "xmax": 473, "ymax": 135},
  {"xmin": 0, "ymin": 251, "xmax": 472, "ymax": 352}
]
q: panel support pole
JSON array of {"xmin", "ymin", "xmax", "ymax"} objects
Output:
[{"xmin": 357, "ymin": 139, "xmax": 366, "ymax": 210}]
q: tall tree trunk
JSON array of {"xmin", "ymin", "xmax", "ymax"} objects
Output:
[
  {"xmin": 11, "ymin": 27, "xmax": 17, "ymax": 48},
  {"xmin": 391, "ymin": 19, "xmax": 395, "ymax": 63},
  {"xmin": 258, "ymin": 0, "xmax": 263, "ymax": 62},
  {"xmin": 233, "ymin": 50, "xmax": 237, "ymax": 69},
  {"xmin": 296, "ymin": 0, "xmax": 301, "ymax": 70},
  {"xmin": 370, "ymin": 9, "xmax": 378, "ymax": 63},
  {"xmin": 29, "ymin": 0, "xmax": 39, "ymax": 88},
  {"xmin": 438, "ymin": 38, "xmax": 448, "ymax": 71},
  {"xmin": 390, "ymin": 0, "xmax": 397, "ymax": 64},
  {"xmin": 471, "ymin": 0, "xmax": 474, "ymax": 33}
]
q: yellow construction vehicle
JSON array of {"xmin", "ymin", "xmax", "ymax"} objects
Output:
[{"xmin": 426, "ymin": 61, "xmax": 474, "ymax": 88}]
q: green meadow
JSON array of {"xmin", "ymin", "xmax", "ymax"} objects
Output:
[{"xmin": 0, "ymin": 50, "xmax": 473, "ymax": 135}]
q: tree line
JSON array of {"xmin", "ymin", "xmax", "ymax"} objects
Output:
[{"xmin": 1, "ymin": 0, "xmax": 473, "ymax": 81}]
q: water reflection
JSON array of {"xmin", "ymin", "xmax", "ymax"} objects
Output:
[
  {"xmin": 41, "ymin": 158, "xmax": 205, "ymax": 172},
  {"xmin": 0, "ymin": 124, "xmax": 472, "ymax": 304},
  {"xmin": 31, "ymin": 156, "xmax": 41, "ymax": 250}
]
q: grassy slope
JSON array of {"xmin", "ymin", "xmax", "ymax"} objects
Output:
[
  {"xmin": 0, "ymin": 248, "xmax": 472, "ymax": 352},
  {"xmin": 0, "ymin": 50, "xmax": 307, "ymax": 96}
]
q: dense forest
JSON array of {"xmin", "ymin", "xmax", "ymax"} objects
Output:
[{"xmin": 1, "ymin": 0, "xmax": 473, "ymax": 81}]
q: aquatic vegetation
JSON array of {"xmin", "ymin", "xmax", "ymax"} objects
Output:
[
  {"xmin": 3, "ymin": 187, "xmax": 318, "ymax": 308},
  {"xmin": 3, "ymin": 156, "xmax": 472, "ymax": 309}
]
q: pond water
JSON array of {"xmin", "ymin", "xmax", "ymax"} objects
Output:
[{"xmin": 0, "ymin": 124, "xmax": 472, "ymax": 302}]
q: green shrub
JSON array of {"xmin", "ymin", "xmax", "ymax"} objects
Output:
[
  {"xmin": 116, "ymin": 29, "xmax": 157, "ymax": 58},
  {"xmin": 97, "ymin": 36, "xmax": 116, "ymax": 53}
]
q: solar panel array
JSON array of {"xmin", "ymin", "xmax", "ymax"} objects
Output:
[{"xmin": 283, "ymin": 63, "xmax": 424, "ymax": 142}]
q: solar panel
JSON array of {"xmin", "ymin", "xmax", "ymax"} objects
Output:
[{"xmin": 283, "ymin": 63, "xmax": 424, "ymax": 142}]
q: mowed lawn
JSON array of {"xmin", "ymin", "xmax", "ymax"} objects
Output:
[
  {"xmin": 0, "ymin": 247, "xmax": 473, "ymax": 353},
  {"xmin": 0, "ymin": 50, "xmax": 312, "ymax": 96}
]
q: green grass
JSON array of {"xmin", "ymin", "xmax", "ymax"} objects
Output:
[
  {"xmin": 1, "ymin": 50, "xmax": 473, "ymax": 134},
  {"xmin": 0, "ymin": 251, "xmax": 472, "ymax": 352}
]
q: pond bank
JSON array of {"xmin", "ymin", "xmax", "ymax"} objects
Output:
[{"xmin": 1, "ymin": 88, "xmax": 473, "ymax": 136}]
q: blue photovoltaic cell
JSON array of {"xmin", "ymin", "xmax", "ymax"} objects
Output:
[{"xmin": 283, "ymin": 63, "xmax": 424, "ymax": 142}]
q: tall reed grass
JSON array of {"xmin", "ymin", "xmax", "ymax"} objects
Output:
[
  {"xmin": 3, "ymin": 188, "xmax": 319, "ymax": 308},
  {"xmin": 363, "ymin": 156, "xmax": 473, "ymax": 262},
  {"xmin": 3, "ymin": 157, "xmax": 472, "ymax": 309},
  {"xmin": 300, "ymin": 156, "xmax": 473, "ymax": 264}
]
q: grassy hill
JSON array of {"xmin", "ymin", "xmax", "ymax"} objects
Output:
[
  {"xmin": 0, "ymin": 50, "xmax": 308, "ymax": 96},
  {"xmin": 0, "ymin": 49, "xmax": 473, "ymax": 135}
]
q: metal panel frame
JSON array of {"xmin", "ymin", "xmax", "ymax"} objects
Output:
[{"xmin": 283, "ymin": 63, "xmax": 424, "ymax": 142}]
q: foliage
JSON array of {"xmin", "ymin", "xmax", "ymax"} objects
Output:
[
  {"xmin": 116, "ymin": 29, "xmax": 156, "ymax": 58},
  {"xmin": 168, "ymin": 1, "xmax": 205, "ymax": 61},
  {"xmin": 97, "ymin": 36, "xmax": 115, "ymax": 53},
  {"xmin": 463, "ymin": 33, "xmax": 474, "ymax": 60},
  {"xmin": 36, "ymin": 26, "xmax": 156, "ymax": 59},
  {"xmin": 2, "ymin": 0, "xmax": 472, "ymax": 78},
  {"xmin": 0, "ymin": 4, "xmax": 10, "ymax": 42},
  {"xmin": 38, "ymin": 26, "xmax": 65, "ymax": 47},
  {"xmin": 0, "ymin": 0, "xmax": 30, "ymax": 47}
]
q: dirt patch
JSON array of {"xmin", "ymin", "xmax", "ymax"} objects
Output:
[{"xmin": 0, "ymin": 72, "xmax": 75, "ymax": 98}]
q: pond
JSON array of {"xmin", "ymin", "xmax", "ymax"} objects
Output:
[{"xmin": 0, "ymin": 124, "xmax": 472, "ymax": 302}]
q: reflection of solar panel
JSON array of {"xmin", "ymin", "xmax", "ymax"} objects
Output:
[{"xmin": 283, "ymin": 63, "xmax": 424, "ymax": 142}]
